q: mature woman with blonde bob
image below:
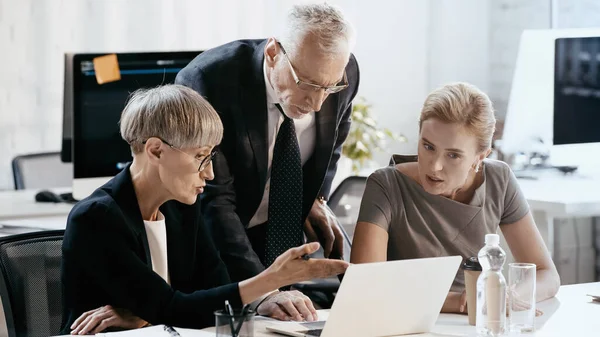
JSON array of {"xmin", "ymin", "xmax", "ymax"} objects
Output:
[
  {"xmin": 61, "ymin": 84, "xmax": 347, "ymax": 335},
  {"xmin": 351, "ymin": 82, "xmax": 560, "ymax": 313}
]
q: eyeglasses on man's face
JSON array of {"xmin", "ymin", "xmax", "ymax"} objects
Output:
[
  {"xmin": 277, "ymin": 42, "xmax": 349, "ymax": 94},
  {"xmin": 142, "ymin": 137, "xmax": 217, "ymax": 172}
]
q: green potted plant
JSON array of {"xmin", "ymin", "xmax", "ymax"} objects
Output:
[{"xmin": 341, "ymin": 97, "xmax": 406, "ymax": 174}]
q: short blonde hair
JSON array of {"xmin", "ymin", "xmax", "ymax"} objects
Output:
[
  {"xmin": 419, "ymin": 82, "xmax": 496, "ymax": 153},
  {"xmin": 120, "ymin": 84, "xmax": 223, "ymax": 154}
]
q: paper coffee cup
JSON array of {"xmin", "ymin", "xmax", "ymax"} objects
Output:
[{"xmin": 463, "ymin": 257, "xmax": 482, "ymax": 326}]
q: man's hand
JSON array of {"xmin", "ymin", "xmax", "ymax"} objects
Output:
[
  {"xmin": 303, "ymin": 198, "xmax": 344, "ymax": 259},
  {"xmin": 257, "ymin": 290, "xmax": 318, "ymax": 322},
  {"xmin": 70, "ymin": 305, "xmax": 148, "ymax": 335}
]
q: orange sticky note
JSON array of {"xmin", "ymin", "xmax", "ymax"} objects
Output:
[{"xmin": 92, "ymin": 54, "xmax": 121, "ymax": 84}]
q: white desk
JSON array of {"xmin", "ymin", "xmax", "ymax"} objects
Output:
[
  {"xmin": 51, "ymin": 283, "xmax": 599, "ymax": 337},
  {"xmin": 0, "ymin": 188, "xmax": 72, "ymax": 230},
  {"xmin": 517, "ymin": 173, "xmax": 600, "ymax": 262},
  {"xmin": 0, "ymin": 215, "xmax": 68, "ymax": 231},
  {"xmin": 518, "ymin": 173, "xmax": 600, "ymax": 217},
  {"xmin": 213, "ymin": 282, "xmax": 599, "ymax": 337}
]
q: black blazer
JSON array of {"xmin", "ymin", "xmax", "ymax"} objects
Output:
[
  {"xmin": 60, "ymin": 165, "xmax": 242, "ymax": 334},
  {"xmin": 175, "ymin": 39, "xmax": 360, "ymax": 281}
]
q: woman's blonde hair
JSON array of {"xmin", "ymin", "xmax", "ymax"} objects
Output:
[
  {"xmin": 119, "ymin": 84, "xmax": 223, "ymax": 154},
  {"xmin": 419, "ymin": 82, "xmax": 496, "ymax": 153}
]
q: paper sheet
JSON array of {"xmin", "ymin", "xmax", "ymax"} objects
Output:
[{"xmin": 95, "ymin": 325, "xmax": 213, "ymax": 337}]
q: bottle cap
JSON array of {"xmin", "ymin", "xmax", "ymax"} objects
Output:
[
  {"xmin": 462, "ymin": 257, "xmax": 482, "ymax": 271},
  {"xmin": 485, "ymin": 233, "xmax": 500, "ymax": 246}
]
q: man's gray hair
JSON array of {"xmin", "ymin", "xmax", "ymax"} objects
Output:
[
  {"xmin": 278, "ymin": 3, "xmax": 355, "ymax": 58},
  {"xmin": 120, "ymin": 84, "xmax": 223, "ymax": 154}
]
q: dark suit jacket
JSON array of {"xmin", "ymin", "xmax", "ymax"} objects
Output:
[
  {"xmin": 60, "ymin": 165, "xmax": 242, "ymax": 334},
  {"xmin": 175, "ymin": 39, "xmax": 360, "ymax": 282}
]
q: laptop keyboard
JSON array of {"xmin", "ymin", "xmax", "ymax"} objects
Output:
[{"xmin": 301, "ymin": 321, "xmax": 325, "ymax": 336}]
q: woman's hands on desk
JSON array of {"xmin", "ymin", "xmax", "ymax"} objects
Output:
[
  {"xmin": 239, "ymin": 242, "xmax": 348, "ymax": 317},
  {"xmin": 256, "ymin": 242, "xmax": 345, "ymax": 321},
  {"xmin": 70, "ymin": 305, "xmax": 148, "ymax": 335}
]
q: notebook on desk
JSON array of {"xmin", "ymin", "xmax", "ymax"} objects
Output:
[
  {"xmin": 95, "ymin": 325, "xmax": 212, "ymax": 337},
  {"xmin": 266, "ymin": 256, "xmax": 462, "ymax": 337}
]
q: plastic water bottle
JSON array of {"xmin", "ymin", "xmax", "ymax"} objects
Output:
[{"xmin": 476, "ymin": 234, "xmax": 507, "ymax": 336}]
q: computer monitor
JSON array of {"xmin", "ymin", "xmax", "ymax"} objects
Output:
[
  {"xmin": 501, "ymin": 29, "xmax": 600, "ymax": 163},
  {"xmin": 553, "ymin": 37, "xmax": 600, "ymax": 145},
  {"xmin": 62, "ymin": 54, "xmax": 75, "ymax": 163},
  {"xmin": 70, "ymin": 51, "xmax": 201, "ymax": 200}
]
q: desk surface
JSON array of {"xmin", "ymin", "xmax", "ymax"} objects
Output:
[
  {"xmin": 517, "ymin": 173, "xmax": 600, "ymax": 217},
  {"xmin": 0, "ymin": 215, "xmax": 68, "ymax": 231},
  {"xmin": 212, "ymin": 282, "xmax": 600, "ymax": 337},
  {"xmin": 0, "ymin": 188, "xmax": 72, "ymax": 224},
  {"xmin": 51, "ymin": 283, "xmax": 599, "ymax": 337}
]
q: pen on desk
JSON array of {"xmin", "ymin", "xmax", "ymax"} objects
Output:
[
  {"xmin": 234, "ymin": 304, "xmax": 250, "ymax": 336},
  {"xmin": 225, "ymin": 300, "xmax": 237, "ymax": 337},
  {"xmin": 163, "ymin": 325, "xmax": 181, "ymax": 337},
  {"xmin": 241, "ymin": 303, "xmax": 250, "ymax": 316}
]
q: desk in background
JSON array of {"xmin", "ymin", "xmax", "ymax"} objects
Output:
[
  {"xmin": 0, "ymin": 188, "xmax": 72, "ymax": 234},
  {"xmin": 517, "ymin": 172, "xmax": 600, "ymax": 284}
]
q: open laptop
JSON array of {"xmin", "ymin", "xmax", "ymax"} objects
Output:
[{"xmin": 266, "ymin": 256, "xmax": 462, "ymax": 337}]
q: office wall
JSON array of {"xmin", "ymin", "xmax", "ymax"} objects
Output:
[
  {"xmin": 0, "ymin": 0, "xmax": 433, "ymax": 190},
  {"xmin": 489, "ymin": 0, "xmax": 600, "ymax": 119},
  {"xmin": 337, "ymin": 0, "xmax": 431, "ymax": 158},
  {"xmin": 428, "ymin": 0, "xmax": 491, "ymax": 92},
  {"xmin": 489, "ymin": 0, "xmax": 552, "ymax": 118},
  {"xmin": 0, "ymin": 0, "xmax": 286, "ymax": 190},
  {"xmin": 1, "ymin": 0, "xmax": 600, "ymax": 190}
]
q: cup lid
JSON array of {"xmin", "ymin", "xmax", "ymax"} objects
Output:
[{"xmin": 462, "ymin": 257, "xmax": 482, "ymax": 271}]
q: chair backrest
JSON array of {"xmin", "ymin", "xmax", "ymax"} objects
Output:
[
  {"xmin": 0, "ymin": 231, "xmax": 65, "ymax": 337},
  {"xmin": 327, "ymin": 176, "xmax": 368, "ymax": 246},
  {"xmin": 12, "ymin": 152, "xmax": 72, "ymax": 190}
]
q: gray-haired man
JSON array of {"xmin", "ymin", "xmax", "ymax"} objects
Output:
[{"xmin": 176, "ymin": 3, "xmax": 360, "ymax": 321}]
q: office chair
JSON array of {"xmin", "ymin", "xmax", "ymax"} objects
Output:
[
  {"xmin": 0, "ymin": 231, "xmax": 65, "ymax": 337},
  {"xmin": 11, "ymin": 152, "xmax": 72, "ymax": 190},
  {"xmin": 327, "ymin": 176, "xmax": 368, "ymax": 245},
  {"xmin": 292, "ymin": 176, "xmax": 368, "ymax": 308}
]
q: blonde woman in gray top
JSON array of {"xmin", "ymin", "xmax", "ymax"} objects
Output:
[{"xmin": 351, "ymin": 82, "xmax": 560, "ymax": 314}]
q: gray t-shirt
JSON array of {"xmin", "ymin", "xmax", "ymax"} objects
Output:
[{"xmin": 357, "ymin": 155, "xmax": 530, "ymax": 291}]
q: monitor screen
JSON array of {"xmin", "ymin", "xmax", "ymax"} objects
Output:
[
  {"xmin": 554, "ymin": 37, "xmax": 600, "ymax": 145},
  {"xmin": 71, "ymin": 51, "xmax": 201, "ymax": 179}
]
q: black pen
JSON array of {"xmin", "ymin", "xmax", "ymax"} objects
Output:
[
  {"xmin": 301, "ymin": 254, "xmax": 311, "ymax": 261},
  {"xmin": 164, "ymin": 325, "xmax": 181, "ymax": 337},
  {"xmin": 225, "ymin": 300, "xmax": 237, "ymax": 337},
  {"xmin": 234, "ymin": 304, "xmax": 251, "ymax": 336}
]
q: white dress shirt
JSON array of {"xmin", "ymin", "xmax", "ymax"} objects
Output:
[
  {"xmin": 247, "ymin": 62, "xmax": 316, "ymax": 227},
  {"xmin": 143, "ymin": 211, "xmax": 170, "ymax": 284}
]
